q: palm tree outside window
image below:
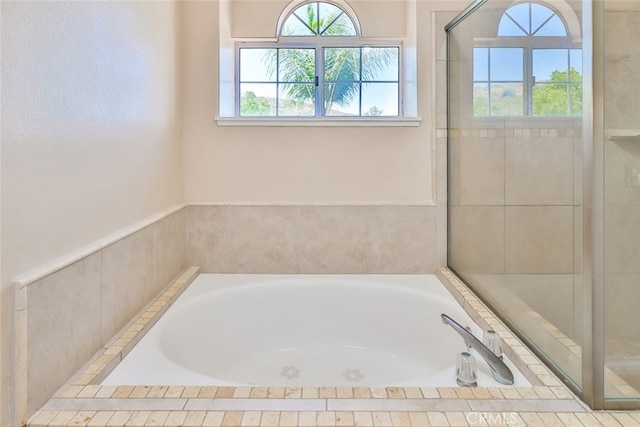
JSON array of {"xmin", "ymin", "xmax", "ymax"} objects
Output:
[{"xmin": 238, "ymin": 1, "xmax": 401, "ymax": 117}]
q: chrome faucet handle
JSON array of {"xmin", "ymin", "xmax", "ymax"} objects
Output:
[
  {"xmin": 483, "ymin": 329, "xmax": 503, "ymax": 359},
  {"xmin": 441, "ymin": 313, "xmax": 514, "ymax": 385}
]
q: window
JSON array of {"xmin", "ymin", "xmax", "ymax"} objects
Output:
[
  {"xmin": 473, "ymin": 2, "xmax": 582, "ymax": 117},
  {"xmin": 237, "ymin": 1, "xmax": 401, "ymax": 118}
]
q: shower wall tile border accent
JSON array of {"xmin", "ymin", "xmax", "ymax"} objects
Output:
[
  {"xmin": 437, "ymin": 128, "xmax": 583, "ymax": 138},
  {"xmin": 27, "ymin": 266, "xmax": 640, "ymax": 427}
]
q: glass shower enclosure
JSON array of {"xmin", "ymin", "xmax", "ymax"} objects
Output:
[{"xmin": 446, "ymin": 0, "xmax": 640, "ymax": 410}]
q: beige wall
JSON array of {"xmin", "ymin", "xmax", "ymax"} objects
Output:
[
  {"xmin": 181, "ymin": 0, "xmax": 439, "ymax": 204},
  {"xmin": 1, "ymin": 1, "xmax": 182, "ymax": 424},
  {"xmin": 231, "ymin": 0, "xmax": 407, "ymax": 38}
]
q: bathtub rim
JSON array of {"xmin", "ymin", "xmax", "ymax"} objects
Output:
[
  {"xmin": 29, "ymin": 266, "xmax": 597, "ymax": 426},
  {"xmin": 103, "ymin": 273, "xmax": 530, "ymax": 388},
  {"xmin": 52, "ymin": 266, "xmax": 559, "ymax": 392}
]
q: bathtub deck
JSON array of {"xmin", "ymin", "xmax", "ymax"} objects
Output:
[{"xmin": 27, "ymin": 267, "xmax": 640, "ymax": 427}]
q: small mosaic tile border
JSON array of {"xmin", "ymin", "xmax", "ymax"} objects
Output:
[
  {"xmin": 439, "ymin": 269, "xmax": 640, "ymax": 398},
  {"xmin": 435, "ymin": 268, "xmax": 561, "ymax": 389},
  {"xmin": 436, "ymin": 128, "xmax": 582, "ymax": 139},
  {"xmin": 29, "ymin": 267, "xmax": 640, "ymax": 426},
  {"xmin": 509, "ymin": 293, "xmax": 640, "ymax": 399}
]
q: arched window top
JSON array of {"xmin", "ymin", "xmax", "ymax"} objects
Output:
[
  {"xmin": 498, "ymin": 2, "xmax": 567, "ymax": 37},
  {"xmin": 279, "ymin": 1, "xmax": 358, "ymax": 37}
]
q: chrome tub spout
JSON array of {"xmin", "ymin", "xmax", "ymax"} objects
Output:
[{"xmin": 441, "ymin": 313, "xmax": 514, "ymax": 385}]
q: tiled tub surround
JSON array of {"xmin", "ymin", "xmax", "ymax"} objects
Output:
[
  {"xmin": 30, "ymin": 267, "xmax": 640, "ymax": 427},
  {"xmin": 14, "ymin": 203, "xmax": 441, "ymax": 424},
  {"xmin": 13, "ymin": 206, "xmax": 188, "ymax": 424}
]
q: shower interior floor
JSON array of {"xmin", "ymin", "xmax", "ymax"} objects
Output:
[{"xmin": 460, "ymin": 273, "xmax": 640, "ymax": 400}]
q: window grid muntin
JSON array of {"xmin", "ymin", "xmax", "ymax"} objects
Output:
[
  {"xmin": 473, "ymin": 47, "xmax": 525, "ymax": 116},
  {"xmin": 282, "ymin": 1, "xmax": 357, "ymax": 37},
  {"xmin": 323, "ymin": 46, "xmax": 400, "ymax": 116},
  {"xmin": 239, "ymin": 47, "xmax": 317, "ymax": 117},
  {"xmin": 498, "ymin": 2, "xmax": 568, "ymax": 37},
  {"xmin": 475, "ymin": 2, "xmax": 580, "ymax": 118},
  {"xmin": 237, "ymin": 1, "xmax": 400, "ymax": 118},
  {"xmin": 531, "ymin": 47, "xmax": 582, "ymax": 116},
  {"xmin": 238, "ymin": 40, "xmax": 401, "ymax": 117}
]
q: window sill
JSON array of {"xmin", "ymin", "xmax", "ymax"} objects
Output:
[{"xmin": 215, "ymin": 116, "xmax": 422, "ymax": 127}]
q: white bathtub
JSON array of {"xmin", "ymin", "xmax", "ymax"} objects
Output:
[{"xmin": 102, "ymin": 274, "xmax": 530, "ymax": 387}]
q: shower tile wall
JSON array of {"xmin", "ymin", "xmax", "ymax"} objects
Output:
[
  {"xmin": 16, "ymin": 208, "xmax": 187, "ymax": 418},
  {"xmin": 447, "ymin": 128, "xmax": 582, "ymax": 339},
  {"xmin": 604, "ymin": 4, "xmax": 640, "ymax": 345},
  {"xmin": 186, "ymin": 205, "xmax": 439, "ymax": 274},
  {"xmin": 437, "ymin": 8, "xmax": 583, "ymax": 344}
]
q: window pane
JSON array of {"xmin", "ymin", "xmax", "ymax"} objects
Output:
[
  {"xmin": 318, "ymin": 2, "xmax": 340, "ymax": 33},
  {"xmin": 505, "ymin": 4, "xmax": 530, "ymax": 33},
  {"xmin": 473, "ymin": 48, "xmax": 488, "ymax": 81},
  {"xmin": 498, "ymin": 15, "xmax": 527, "ymax": 36},
  {"xmin": 282, "ymin": 14, "xmax": 315, "ymax": 36},
  {"xmin": 473, "ymin": 83, "xmax": 489, "ymax": 116},
  {"xmin": 534, "ymin": 15, "xmax": 567, "ymax": 36},
  {"xmin": 278, "ymin": 49, "xmax": 315, "ymax": 83},
  {"xmin": 533, "ymin": 49, "xmax": 568, "ymax": 82},
  {"xmin": 240, "ymin": 84, "xmax": 276, "ymax": 116},
  {"xmin": 324, "ymin": 48, "xmax": 360, "ymax": 82},
  {"xmin": 362, "ymin": 47, "xmax": 398, "ymax": 81},
  {"xmin": 533, "ymin": 83, "xmax": 568, "ymax": 116},
  {"xmin": 323, "ymin": 12, "xmax": 356, "ymax": 35},
  {"xmin": 490, "ymin": 48, "xmax": 523, "ymax": 81},
  {"xmin": 294, "ymin": 5, "xmax": 319, "ymax": 34},
  {"xmin": 278, "ymin": 84, "xmax": 315, "ymax": 116},
  {"xmin": 362, "ymin": 83, "xmax": 398, "ymax": 116},
  {"xmin": 570, "ymin": 49, "xmax": 583, "ymax": 76},
  {"xmin": 570, "ymin": 83, "xmax": 582, "ymax": 115},
  {"xmin": 324, "ymin": 83, "xmax": 359, "ymax": 115},
  {"xmin": 240, "ymin": 49, "xmax": 276, "ymax": 82},
  {"xmin": 319, "ymin": 2, "xmax": 355, "ymax": 35},
  {"xmin": 530, "ymin": 3, "xmax": 554, "ymax": 34},
  {"xmin": 490, "ymin": 83, "xmax": 523, "ymax": 115}
]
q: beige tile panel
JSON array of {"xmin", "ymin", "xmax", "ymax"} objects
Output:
[
  {"xmin": 153, "ymin": 209, "xmax": 188, "ymax": 290},
  {"xmin": 604, "ymin": 56, "xmax": 640, "ymax": 129},
  {"xmin": 505, "ymin": 137, "xmax": 574, "ymax": 206},
  {"xmin": 604, "ymin": 274, "xmax": 640, "ymax": 342},
  {"xmin": 186, "ymin": 206, "xmax": 299, "ymax": 273},
  {"xmin": 26, "ymin": 252, "xmax": 103, "ymax": 415},
  {"xmin": 505, "ymin": 206, "xmax": 574, "ymax": 274},
  {"xmin": 449, "ymin": 206, "xmax": 505, "ymax": 274},
  {"xmin": 100, "ymin": 226, "xmax": 157, "ymax": 342},
  {"xmin": 449, "ymin": 137, "xmax": 505, "ymax": 206},
  {"xmin": 187, "ymin": 205, "xmax": 437, "ymax": 274},
  {"xmin": 297, "ymin": 206, "xmax": 372, "ymax": 273},
  {"xmin": 604, "ymin": 205, "xmax": 640, "ymax": 274}
]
